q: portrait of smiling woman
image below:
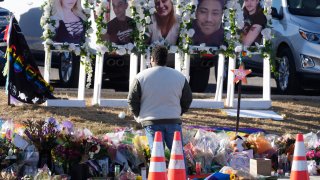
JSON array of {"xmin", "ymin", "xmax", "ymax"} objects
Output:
[
  {"xmin": 192, "ymin": 0, "xmax": 224, "ymax": 46},
  {"xmin": 241, "ymin": 0, "xmax": 267, "ymax": 46},
  {"xmin": 148, "ymin": 0, "xmax": 180, "ymax": 45},
  {"xmin": 52, "ymin": 0, "xmax": 86, "ymax": 44}
]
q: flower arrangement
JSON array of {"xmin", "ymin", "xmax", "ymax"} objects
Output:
[
  {"xmin": 129, "ymin": 0, "xmax": 155, "ymax": 54},
  {"xmin": 222, "ymin": 0, "xmax": 244, "ymax": 58},
  {"xmin": 306, "ymin": 142, "xmax": 320, "ymax": 165},
  {"xmin": 176, "ymin": 0, "xmax": 196, "ymax": 54},
  {"xmin": 40, "ymin": 0, "xmax": 94, "ymax": 87}
]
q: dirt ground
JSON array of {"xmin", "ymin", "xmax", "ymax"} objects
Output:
[{"xmin": 0, "ymin": 88, "xmax": 319, "ymax": 136}]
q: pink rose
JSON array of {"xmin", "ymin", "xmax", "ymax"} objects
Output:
[
  {"xmin": 306, "ymin": 150, "xmax": 315, "ymax": 159},
  {"xmin": 315, "ymin": 151, "xmax": 320, "ymax": 158}
]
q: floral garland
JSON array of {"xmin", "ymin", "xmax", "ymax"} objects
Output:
[
  {"xmin": 40, "ymin": 0, "xmax": 94, "ymax": 88},
  {"xmin": 129, "ymin": 0, "xmax": 155, "ymax": 54},
  {"xmin": 94, "ymin": 0, "xmax": 135, "ymax": 55},
  {"xmin": 177, "ymin": 0, "xmax": 197, "ymax": 54},
  {"xmin": 222, "ymin": 0, "xmax": 244, "ymax": 58}
]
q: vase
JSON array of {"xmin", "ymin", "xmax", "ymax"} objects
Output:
[{"xmin": 38, "ymin": 149, "xmax": 53, "ymax": 171}]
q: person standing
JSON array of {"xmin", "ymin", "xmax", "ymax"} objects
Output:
[
  {"xmin": 52, "ymin": 0, "xmax": 86, "ymax": 44},
  {"xmin": 192, "ymin": 0, "xmax": 224, "ymax": 46},
  {"xmin": 241, "ymin": 0, "xmax": 267, "ymax": 46},
  {"xmin": 127, "ymin": 45, "xmax": 192, "ymax": 151},
  {"xmin": 104, "ymin": 0, "xmax": 135, "ymax": 45}
]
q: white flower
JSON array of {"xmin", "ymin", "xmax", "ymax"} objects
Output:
[
  {"xmin": 149, "ymin": 7, "xmax": 156, "ymax": 14},
  {"xmin": 68, "ymin": 43, "xmax": 76, "ymax": 51},
  {"xmin": 100, "ymin": 28, "xmax": 107, "ymax": 34},
  {"xmin": 261, "ymin": 28, "xmax": 272, "ymax": 40},
  {"xmin": 40, "ymin": 17, "xmax": 46, "ymax": 26},
  {"xmin": 145, "ymin": 16, "xmax": 151, "ymax": 24},
  {"xmin": 87, "ymin": 28, "xmax": 94, "ymax": 34},
  {"xmin": 236, "ymin": 20, "xmax": 244, "ymax": 29},
  {"xmin": 190, "ymin": 0, "xmax": 198, "ymax": 5},
  {"xmin": 235, "ymin": 45, "xmax": 243, "ymax": 53},
  {"xmin": 44, "ymin": 4, "xmax": 51, "ymax": 12},
  {"xmin": 191, "ymin": 12, "xmax": 196, "ymax": 19},
  {"xmin": 169, "ymin": 46, "xmax": 178, "ymax": 53},
  {"xmin": 74, "ymin": 47, "xmax": 81, "ymax": 56},
  {"xmin": 220, "ymin": 45, "xmax": 227, "ymax": 51},
  {"xmin": 126, "ymin": 43, "xmax": 134, "ymax": 51},
  {"xmin": 226, "ymin": 33, "xmax": 231, "ymax": 40},
  {"xmin": 45, "ymin": 38, "xmax": 53, "ymax": 45},
  {"xmin": 84, "ymin": 8, "xmax": 91, "ymax": 14},
  {"xmin": 116, "ymin": 48, "xmax": 126, "ymax": 55},
  {"xmin": 42, "ymin": 30, "xmax": 49, "ymax": 38},
  {"xmin": 187, "ymin": 29, "xmax": 195, "ymax": 37}
]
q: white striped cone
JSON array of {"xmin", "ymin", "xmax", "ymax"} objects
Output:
[
  {"xmin": 290, "ymin": 133, "xmax": 309, "ymax": 180},
  {"xmin": 148, "ymin": 131, "xmax": 167, "ymax": 180},
  {"xmin": 168, "ymin": 131, "xmax": 186, "ymax": 180}
]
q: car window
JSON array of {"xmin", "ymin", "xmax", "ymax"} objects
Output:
[
  {"xmin": 287, "ymin": 0, "xmax": 320, "ymax": 16},
  {"xmin": 272, "ymin": 0, "xmax": 282, "ymax": 13}
]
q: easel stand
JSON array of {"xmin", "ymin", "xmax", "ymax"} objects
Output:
[
  {"xmin": 44, "ymin": 45, "xmax": 86, "ymax": 107},
  {"xmin": 225, "ymin": 51, "xmax": 271, "ymax": 109}
]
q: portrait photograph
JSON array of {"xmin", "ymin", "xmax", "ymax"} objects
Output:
[
  {"xmin": 241, "ymin": 0, "xmax": 267, "ymax": 46},
  {"xmin": 51, "ymin": 0, "xmax": 86, "ymax": 45},
  {"xmin": 103, "ymin": 0, "xmax": 135, "ymax": 45},
  {"xmin": 192, "ymin": 0, "xmax": 225, "ymax": 47},
  {"xmin": 147, "ymin": 0, "xmax": 180, "ymax": 45}
]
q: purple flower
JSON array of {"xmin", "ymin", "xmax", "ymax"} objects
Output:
[{"xmin": 62, "ymin": 120, "xmax": 74, "ymax": 134}]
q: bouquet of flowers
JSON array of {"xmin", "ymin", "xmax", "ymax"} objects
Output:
[
  {"xmin": 23, "ymin": 118, "xmax": 59, "ymax": 170},
  {"xmin": 306, "ymin": 142, "xmax": 320, "ymax": 165}
]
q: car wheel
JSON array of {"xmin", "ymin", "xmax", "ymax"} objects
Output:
[
  {"xmin": 276, "ymin": 48, "xmax": 300, "ymax": 94},
  {"xmin": 189, "ymin": 67, "xmax": 210, "ymax": 92},
  {"xmin": 59, "ymin": 52, "xmax": 80, "ymax": 88}
]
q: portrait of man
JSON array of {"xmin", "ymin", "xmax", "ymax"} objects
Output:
[
  {"xmin": 192, "ymin": 0, "xmax": 224, "ymax": 47},
  {"xmin": 104, "ymin": 0, "xmax": 135, "ymax": 45},
  {"xmin": 241, "ymin": 0, "xmax": 267, "ymax": 46}
]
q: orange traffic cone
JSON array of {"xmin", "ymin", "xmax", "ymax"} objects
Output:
[
  {"xmin": 168, "ymin": 131, "xmax": 186, "ymax": 180},
  {"xmin": 290, "ymin": 133, "xmax": 309, "ymax": 180},
  {"xmin": 148, "ymin": 131, "xmax": 167, "ymax": 180}
]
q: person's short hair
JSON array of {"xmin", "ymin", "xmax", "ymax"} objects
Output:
[
  {"xmin": 197, "ymin": 0, "xmax": 225, "ymax": 9},
  {"xmin": 151, "ymin": 46, "xmax": 168, "ymax": 66}
]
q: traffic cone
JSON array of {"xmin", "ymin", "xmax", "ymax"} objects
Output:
[
  {"xmin": 148, "ymin": 131, "xmax": 167, "ymax": 180},
  {"xmin": 168, "ymin": 131, "xmax": 186, "ymax": 180},
  {"xmin": 290, "ymin": 133, "xmax": 309, "ymax": 180}
]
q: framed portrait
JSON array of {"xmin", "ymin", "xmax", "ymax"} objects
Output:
[
  {"xmin": 240, "ymin": 0, "xmax": 267, "ymax": 46},
  {"xmin": 147, "ymin": 0, "xmax": 180, "ymax": 46},
  {"xmin": 192, "ymin": 0, "xmax": 225, "ymax": 47}
]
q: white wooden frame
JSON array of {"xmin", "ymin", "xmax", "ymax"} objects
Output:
[
  {"xmin": 91, "ymin": 48, "xmax": 139, "ymax": 107},
  {"xmin": 175, "ymin": 46, "xmax": 224, "ymax": 109},
  {"xmin": 225, "ymin": 50, "xmax": 272, "ymax": 109},
  {"xmin": 43, "ymin": 45, "xmax": 86, "ymax": 107}
]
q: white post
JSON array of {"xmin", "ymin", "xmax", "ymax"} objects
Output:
[
  {"xmin": 77, "ymin": 56, "xmax": 87, "ymax": 100},
  {"xmin": 263, "ymin": 55, "xmax": 271, "ymax": 100},
  {"xmin": 44, "ymin": 47, "xmax": 52, "ymax": 83},
  {"xmin": 92, "ymin": 53, "xmax": 104, "ymax": 105},
  {"xmin": 140, "ymin": 54, "xmax": 146, "ymax": 71},
  {"xmin": 175, "ymin": 52, "xmax": 182, "ymax": 72},
  {"xmin": 214, "ymin": 53, "xmax": 225, "ymax": 101},
  {"xmin": 184, "ymin": 53, "xmax": 190, "ymax": 81},
  {"xmin": 129, "ymin": 53, "xmax": 138, "ymax": 87},
  {"xmin": 226, "ymin": 56, "xmax": 236, "ymax": 107}
]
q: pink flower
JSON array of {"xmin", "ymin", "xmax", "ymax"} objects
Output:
[
  {"xmin": 315, "ymin": 151, "xmax": 320, "ymax": 158},
  {"xmin": 306, "ymin": 150, "xmax": 315, "ymax": 159}
]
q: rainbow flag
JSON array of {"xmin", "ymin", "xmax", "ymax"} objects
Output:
[{"xmin": 4, "ymin": 16, "xmax": 54, "ymax": 104}]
